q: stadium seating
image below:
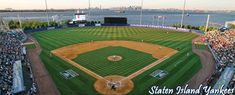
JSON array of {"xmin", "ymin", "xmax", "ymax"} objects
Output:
[
  {"xmin": 0, "ymin": 30, "xmax": 36, "ymax": 94},
  {"xmin": 204, "ymin": 29, "xmax": 235, "ymax": 90},
  {"xmin": 205, "ymin": 30, "xmax": 235, "ymax": 65}
]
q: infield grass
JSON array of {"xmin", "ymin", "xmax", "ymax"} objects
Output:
[{"xmin": 73, "ymin": 46, "xmax": 157, "ymax": 76}]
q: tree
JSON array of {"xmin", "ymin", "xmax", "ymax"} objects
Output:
[
  {"xmin": 91, "ymin": 21, "xmax": 95, "ymax": 25},
  {"xmin": 186, "ymin": 25, "xmax": 192, "ymax": 29},
  {"xmin": 86, "ymin": 21, "xmax": 91, "ymax": 25},
  {"xmin": 8, "ymin": 20, "xmax": 17, "ymax": 29},
  {"xmin": 230, "ymin": 24, "xmax": 235, "ymax": 29}
]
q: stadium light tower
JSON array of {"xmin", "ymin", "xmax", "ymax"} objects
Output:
[
  {"xmin": 88, "ymin": 0, "xmax": 91, "ymax": 21},
  {"xmin": 205, "ymin": 15, "xmax": 210, "ymax": 32},
  {"xmin": 180, "ymin": 0, "xmax": 186, "ymax": 28},
  {"xmin": 140, "ymin": 0, "xmax": 143, "ymax": 25},
  {"xmin": 44, "ymin": 0, "xmax": 50, "ymax": 26},
  {"xmin": 17, "ymin": 13, "xmax": 22, "ymax": 29}
]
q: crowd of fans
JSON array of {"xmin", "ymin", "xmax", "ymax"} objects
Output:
[
  {"xmin": 0, "ymin": 31, "xmax": 23, "ymax": 94},
  {"xmin": 0, "ymin": 30, "xmax": 36, "ymax": 94},
  {"xmin": 204, "ymin": 29, "xmax": 235, "ymax": 65},
  {"xmin": 203, "ymin": 29, "xmax": 235, "ymax": 92}
]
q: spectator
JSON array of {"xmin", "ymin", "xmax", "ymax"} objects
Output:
[{"xmin": 0, "ymin": 30, "xmax": 31, "ymax": 94}]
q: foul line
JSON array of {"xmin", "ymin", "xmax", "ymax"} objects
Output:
[
  {"xmin": 126, "ymin": 51, "xmax": 178, "ymax": 80},
  {"xmin": 52, "ymin": 52, "xmax": 104, "ymax": 80}
]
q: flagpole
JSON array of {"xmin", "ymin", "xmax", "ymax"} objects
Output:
[{"xmin": 180, "ymin": 0, "xmax": 186, "ymax": 28}]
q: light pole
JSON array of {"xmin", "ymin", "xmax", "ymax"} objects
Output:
[
  {"xmin": 140, "ymin": 0, "xmax": 143, "ymax": 25},
  {"xmin": 44, "ymin": 0, "xmax": 50, "ymax": 26},
  {"xmin": 88, "ymin": 0, "xmax": 91, "ymax": 21},
  {"xmin": 17, "ymin": 13, "xmax": 22, "ymax": 29},
  {"xmin": 205, "ymin": 15, "xmax": 210, "ymax": 32},
  {"xmin": 0, "ymin": 17, "xmax": 3, "ymax": 30},
  {"xmin": 180, "ymin": 0, "xmax": 186, "ymax": 28}
]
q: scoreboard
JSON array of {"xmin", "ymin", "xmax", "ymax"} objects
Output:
[
  {"xmin": 73, "ymin": 13, "xmax": 86, "ymax": 21},
  {"xmin": 104, "ymin": 17, "xmax": 127, "ymax": 24}
]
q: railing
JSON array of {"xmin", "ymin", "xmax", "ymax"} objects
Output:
[{"xmin": 207, "ymin": 44, "xmax": 221, "ymax": 64}]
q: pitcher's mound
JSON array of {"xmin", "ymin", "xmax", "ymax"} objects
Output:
[
  {"xmin": 107, "ymin": 55, "xmax": 123, "ymax": 62},
  {"xmin": 94, "ymin": 75, "xmax": 134, "ymax": 95}
]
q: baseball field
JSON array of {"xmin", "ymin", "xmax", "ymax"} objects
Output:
[{"xmin": 33, "ymin": 26, "xmax": 202, "ymax": 95}]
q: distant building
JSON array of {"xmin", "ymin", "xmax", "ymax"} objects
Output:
[
  {"xmin": 110, "ymin": 6, "xmax": 141, "ymax": 11},
  {"xmin": 4, "ymin": 8, "xmax": 14, "ymax": 11}
]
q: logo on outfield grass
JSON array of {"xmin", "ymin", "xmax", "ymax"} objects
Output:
[{"xmin": 149, "ymin": 84, "xmax": 234, "ymax": 95}]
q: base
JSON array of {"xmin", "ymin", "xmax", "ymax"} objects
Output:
[{"xmin": 94, "ymin": 75, "xmax": 134, "ymax": 95}]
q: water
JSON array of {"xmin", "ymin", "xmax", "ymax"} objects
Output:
[{"xmin": 0, "ymin": 10, "xmax": 234, "ymax": 26}]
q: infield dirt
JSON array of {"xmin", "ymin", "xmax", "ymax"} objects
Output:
[{"xmin": 52, "ymin": 40, "xmax": 175, "ymax": 59}]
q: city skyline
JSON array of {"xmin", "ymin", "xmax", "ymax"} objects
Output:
[{"xmin": 0, "ymin": 0, "xmax": 235, "ymax": 11}]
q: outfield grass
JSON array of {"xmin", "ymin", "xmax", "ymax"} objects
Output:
[
  {"xmin": 73, "ymin": 46, "xmax": 157, "ymax": 76},
  {"xmin": 33, "ymin": 26, "xmax": 202, "ymax": 95}
]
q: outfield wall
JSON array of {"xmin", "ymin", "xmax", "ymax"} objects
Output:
[
  {"xmin": 24, "ymin": 24, "xmax": 204, "ymax": 34},
  {"xmin": 130, "ymin": 24, "xmax": 190, "ymax": 32}
]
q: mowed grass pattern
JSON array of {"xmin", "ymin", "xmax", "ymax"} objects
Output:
[
  {"xmin": 33, "ymin": 26, "xmax": 202, "ymax": 95},
  {"xmin": 73, "ymin": 46, "xmax": 157, "ymax": 76}
]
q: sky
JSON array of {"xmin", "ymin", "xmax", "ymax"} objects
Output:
[{"xmin": 0, "ymin": 0, "xmax": 235, "ymax": 10}]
